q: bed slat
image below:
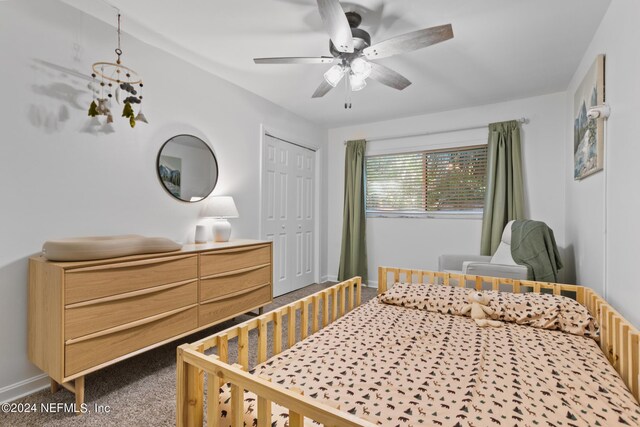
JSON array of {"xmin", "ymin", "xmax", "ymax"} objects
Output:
[
  {"xmin": 322, "ymin": 291, "xmax": 329, "ymax": 328},
  {"xmin": 632, "ymin": 334, "xmax": 640, "ymax": 401},
  {"xmin": 257, "ymin": 375, "xmax": 272, "ymax": 427},
  {"xmin": 289, "ymin": 387, "xmax": 305, "ymax": 427},
  {"xmin": 311, "ymin": 295, "xmax": 320, "ymax": 333},
  {"xmin": 621, "ymin": 323, "xmax": 630, "ymax": 385},
  {"xmin": 206, "ymin": 372, "xmax": 220, "ymax": 427},
  {"xmin": 475, "ymin": 276, "xmax": 482, "ymax": 290},
  {"xmin": 331, "ymin": 287, "xmax": 338, "ymax": 322},
  {"xmin": 257, "ymin": 318, "xmax": 268, "ymax": 364},
  {"xmin": 613, "ymin": 316, "xmax": 622, "ymax": 371},
  {"xmin": 230, "ymin": 380, "xmax": 244, "ymax": 427},
  {"xmin": 217, "ymin": 336, "xmax": 228, "ymax": 364},
  {"xmin": 288, "ymin": 306, "xmax": 296, "ymax": 349},
  {"xmin": 176, "ymin": 345, "xmax": 204, "ymax": 427},
  {"xmin": 238, "ymin": 326, "xmax": 249, "ymax": 371},
  {"xmin": 273, "ymin": 310, "xmax": 282, "ymax": 355},
  {"xmin": 301, "ymin": 299, "xmax": 309, "ymax": 340}
]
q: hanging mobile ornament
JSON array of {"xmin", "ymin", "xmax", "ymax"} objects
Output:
[
  {"xmin": 134, "ymin": 81, "xmax": 149, "ymax": 124},
  {"xmin": 88, "ymin": 12, "xmax": 147, "ymax": 128}
]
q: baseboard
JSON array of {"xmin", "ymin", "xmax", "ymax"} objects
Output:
[
  {"xmin": 366, "ymin": 280, "xmax": 379, "ymax": 289},
  {"xmin": 323, "ymin": 275, "xmax": 378, "ymax": 289},
  {"xmin": 0, "ymin": 373, "xmax": 49, "ymax": 404}
]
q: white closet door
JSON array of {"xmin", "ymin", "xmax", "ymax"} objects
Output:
[
  {"xmin": 262, "ymin": 135, "xmax": 315, "ymax": 296},
  {"xmin": 291, "ymin": 147, "xmax": 315, "ymax": 291}
]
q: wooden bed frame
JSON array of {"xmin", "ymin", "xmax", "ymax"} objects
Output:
[{"xmin": 176, "ymin": 267, "xmax": 640, "ymax": 427}]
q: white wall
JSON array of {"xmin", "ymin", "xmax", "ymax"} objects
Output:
[
  {"xmin": 325, "ymin": 93, "xmax": 567, "ymax": 286},
  {"xmin": 565, "ymin": 0, "xmax": 640, "ymax": 327},
  {"xmin": 0, "ymin": 0, "xmax": 326, "ymax": 402}
]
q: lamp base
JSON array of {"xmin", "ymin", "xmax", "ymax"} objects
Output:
[
  {"xmin": 194, "ymin": 225, "xmax": 208, "ymax": 243},
  {"xmin": 212, "ymin": 219, "xmax": 232, "ymax": 242}
]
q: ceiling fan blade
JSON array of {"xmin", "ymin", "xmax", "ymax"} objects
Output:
[
  {"xmin": 311, "ymin": 79, "xmax": 335, "ymax": 98},
  {"xmin": 363, "ymin": 24, "xmax": 453, "ymax": 60},
  {"xmin": 254, "ymin": 57, "xmax": 336, "ymax": 64},
  {"xmin": 369, "ymin": 63, "xmax": 412, "ymax": 90},
  {"xmin": 316, "ymin": 0, "xmax": 354, "ymax": 53}
]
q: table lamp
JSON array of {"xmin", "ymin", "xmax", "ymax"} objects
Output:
[{"xmin": 204, "ymin": 196, "xmax": 239, "ymax": 242}]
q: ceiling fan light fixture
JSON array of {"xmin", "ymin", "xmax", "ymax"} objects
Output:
[
  {"xmin": 349, "ymin": 73, "xmax": 367, "ymax": 91},
  {"xmin": 350, "ymin": 57, "xmax": 372, "ymax": 79},
  {"xmin": 324, "ymin": 64, "xmax": 345, "ymax": 87}
]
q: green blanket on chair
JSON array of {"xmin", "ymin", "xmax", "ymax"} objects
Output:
[{"xmin": 510, "ymin": 220, "xmax": 563, "ymax": 282}]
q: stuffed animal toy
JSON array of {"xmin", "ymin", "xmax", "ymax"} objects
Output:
[{"xmin": 461, "ymin": 291, "xmax": 503, "ymax": 327}]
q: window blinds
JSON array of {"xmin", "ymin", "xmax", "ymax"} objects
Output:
[{"xmin": 365, "ymin": 145, "xmax": 488, "ymax": 213}]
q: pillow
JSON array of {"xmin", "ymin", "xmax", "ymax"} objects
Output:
[
  {"xmin": 378, "ymin": 282, "xmax": 599, "ymax": 338},
  {"xmin": 378, "ymin": 282, "xmax": 468, "ymax": 316},
  {"xmin": 488, "ymin": 290, "xmax": 560, "ymax": 329},
  {"xmin": 558, "ymin": 297, "xmax": 600, "ymax": 338}
]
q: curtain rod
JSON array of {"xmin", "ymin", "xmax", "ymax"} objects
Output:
[{"xmin": 343, "ymin": 117, "xmax": 529, "ymax": 145}]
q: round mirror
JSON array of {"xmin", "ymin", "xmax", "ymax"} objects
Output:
[{"xmin": 157, "ymin": 134, "xmax": 219, "ymax": 202}]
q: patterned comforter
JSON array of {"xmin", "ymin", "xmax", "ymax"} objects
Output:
[{"xmin": 218, "ymin": 297, "xmax": 640, "ymax": 426}]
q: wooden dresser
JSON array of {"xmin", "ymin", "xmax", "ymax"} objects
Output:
[{"xmin": 28, "ymin": 239, "xmax": 272, "ymax": 407}]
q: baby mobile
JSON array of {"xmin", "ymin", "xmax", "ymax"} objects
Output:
[{"xmin": 88, "ymin": 12, "xmax": 148, "ymax": 128}]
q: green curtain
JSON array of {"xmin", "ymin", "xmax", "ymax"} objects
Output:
[
  {"xmin": 480, "ymin": 120, "xmax": 525, "ymax": 255},
  {"xmin": 338, "ymin": 139, "xmax": 368, "ymax": 284}
]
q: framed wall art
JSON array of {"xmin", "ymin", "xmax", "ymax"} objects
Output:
[{"xmin": 573, "ymin": 54, "xmax": 605, "ymax": 180}]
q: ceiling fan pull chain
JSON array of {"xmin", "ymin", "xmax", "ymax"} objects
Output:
[{"xmin": 344, "ymin": 73, "xmax": 352, "ymax": 109}]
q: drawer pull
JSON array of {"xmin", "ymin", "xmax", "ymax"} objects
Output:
[
  {"xmin": 201, "ymin": 245, "xmax": 269, "ymax": 256},
  {"xmin": 201, "ymin": 263, "xmax": 270, "ymax": 280},
  {"xmin": 65, "ymin": 304, "xmax": 196, "ymax": 345},
  {"xmin": 67, "ymin": 254, "xmax": 196, "ymax": 273},
  {"xmin": 200, "ymin": 282, "xmax": 270, "ymax": 305},
  {"xmin": 65, "ymin": 278, "xmax": 197, "ymax": 309}
]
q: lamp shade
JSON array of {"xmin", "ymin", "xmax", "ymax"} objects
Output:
[
  {"xmin": 349, "ymin": 73, "xmax": 367, "ymax": 91},
  {"xmin": 323, "ymin": 65, "xmax": 345, "ymax": 87},
  {"xmin": 203, "ymin": 196, "xmax": 239, "ymax": 219}
]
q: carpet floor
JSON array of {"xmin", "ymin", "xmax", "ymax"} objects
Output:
[{"xmin": 4, "ymin": 283, "xmax": 377, "ymax": 427}]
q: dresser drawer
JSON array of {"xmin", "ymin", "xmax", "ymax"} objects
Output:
[
  {"xmin": 65, "ymin": 255, "xmax": 197, "ymax": 304},
  {"xmin": 200, "ymin": 245, "xmax": 270, "ymax": 277},
  {"xmin": 199, "ymin": 284, "xmax": 271, "ymax": 327},
  {"xmin": 200, "ymin": 264, "xmax": 270, "ymax": 302},
  {"xmin": 65, "ymin": 280, "xmax": 197, "ymax": 340},
  {"xmin": 65, "ymin": 305, "xmax": 197, "ymax": 376}
]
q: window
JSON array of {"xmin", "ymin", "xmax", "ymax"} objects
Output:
[{"xmin": 365, "ymin": 145, "xmax": 487, "ymax": 216}]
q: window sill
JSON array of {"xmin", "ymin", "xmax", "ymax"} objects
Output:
[{"xmin": 366, "ymin": 211, "xmax": 483, "ymax": 220}]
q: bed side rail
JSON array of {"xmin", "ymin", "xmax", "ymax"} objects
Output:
[
  {"xmin": 177, "ymin": 277, "xmax": 376, "ymax": 427},
  {"xmin": 377, "ymin": 266, "xmax": 584, "ymax": 301}
]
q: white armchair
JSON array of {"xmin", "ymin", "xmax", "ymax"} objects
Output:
[{"xmin": 438, "ymin": 221, "xmax": 529, "ymax": 280}]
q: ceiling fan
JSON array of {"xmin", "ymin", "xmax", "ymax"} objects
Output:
[{"xmin": 254, "ymin": 0, "xmax": 454, "ymax": 108}]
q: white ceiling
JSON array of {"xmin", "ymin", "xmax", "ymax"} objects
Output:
[{"xmin": 63, "ymin": 0, "xmax": 611, "ymax": 127}]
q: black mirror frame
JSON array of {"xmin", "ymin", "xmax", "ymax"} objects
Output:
[{"xmin": 156, "ymin": 134, "xmax": 219, "ymax": 203}]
